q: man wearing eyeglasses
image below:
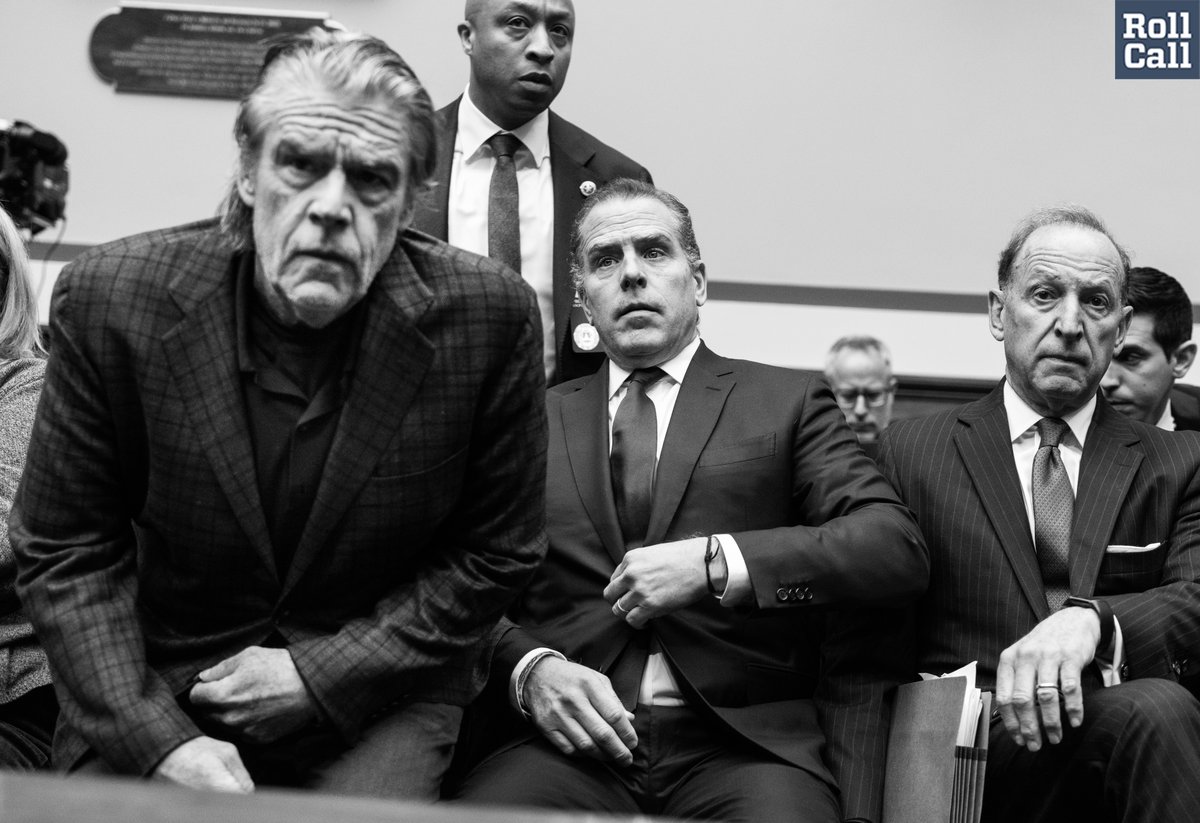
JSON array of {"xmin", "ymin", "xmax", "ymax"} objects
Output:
[{"xmin": 824, "ymin": 336, "xmax": 897, "ymax": 456}]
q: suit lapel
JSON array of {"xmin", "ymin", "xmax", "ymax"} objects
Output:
[
  {"xmin": 560, "ymin": 368, "xmax": 626, "ymax": 565},
  {"xmin": 954, "ymin": 387, "xmax": 1050, "ymax": 620},
  {"xmin": 1071, "ymin": 398, "xmax": 1142, "ymax": 596},
  {"xmin": 548, "ymin": 112, "xmax": 595, "ymax": 350},
  {"xmin": 411, "ymin": 101, "xmax": 458, "ymax": 240},
  {"xmin": 281, "ymin": 240, "xmax": 436, "ymax": 594},
  {"xmin": 645, "ymin": 344, "xmax": 734, "ymax": 546},
  {"xmin": 163, "ymin": 251, "xmax": 276, "ymax": 576}
]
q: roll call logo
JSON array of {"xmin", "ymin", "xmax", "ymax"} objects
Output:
[{"xmin": 1116, "ymin": 1, "xmax": 1198, "ymax": 78}]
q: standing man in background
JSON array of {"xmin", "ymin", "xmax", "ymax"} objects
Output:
[
  {"xmin": 1101, "ymin": 266, "xmax": 1200, "ymax": 431},
  {"xmin": 824, "ymin": 335, "xmax": 897, "ymax": 456},
  {"xmin": 412, "ymin": 0, "xmax": 653, "ymax": 384},
  {"xmin": 12, "ymin": 29, "xmax": 547, "ymax": 798}
]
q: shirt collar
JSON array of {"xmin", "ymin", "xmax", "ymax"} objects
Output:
[
  {"xmin": 456, "ymin": 87, "xmax": 551, "ymax": 167},
  {"xmin": 607, "ymin": 335, "xmax": 702, "ymax": 401},
  {"xmin": 1157, "ymin": 401, "xmax": 1176, "ymax": 431},
  {"xmin": 1003, "ymin": 380, "xmax": 1095, "ymax": 448}
]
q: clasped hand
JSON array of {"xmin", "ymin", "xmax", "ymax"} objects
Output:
[
  {"xmin": 603, "ymin": 536, "xmax": 709, "ymax": 629},
  {"xmin": 188, "ymin": 646, "xmax": 319, "ymax": 744},
  {"xmin": 994, "ymin": 606, "xmax": 1101, "ymax": 751},
  {"xmin": 155, "ymin": 646, "xmax": 320, "ymax": 791},
  {"xmin": 523, "ymin": 655, "xmax": 638, "ymax": 766}
]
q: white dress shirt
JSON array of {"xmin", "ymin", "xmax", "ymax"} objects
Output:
[
  {"xmin": 1002, "ymin": 382, "xmax": 1123, "ymax": 683},
  {"xmin": 1156, "ymin": 402, "xmax": 1176, "ymax": 431},
  {"xmin": 448, "ymin": 89, "xmax": 557, "ymax": 381}
]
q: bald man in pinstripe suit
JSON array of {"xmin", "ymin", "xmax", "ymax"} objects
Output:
[{"xmin": 878, "ymin": 206, "xmax": 1200, "ymax": 823}]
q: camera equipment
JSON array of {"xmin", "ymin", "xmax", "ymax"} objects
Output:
[{"xmin": 0, "ymin": 119, "xmax": 69, "ymax": 236}]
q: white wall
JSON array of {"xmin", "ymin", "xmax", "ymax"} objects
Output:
[{"xmin": 7, "ymin": 1, "xmax": 1200, "ymax": 381}]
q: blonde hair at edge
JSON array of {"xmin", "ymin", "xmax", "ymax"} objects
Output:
[{"xmin": 0, "ymin": 205, "xmax": 44, "ymax": 360}]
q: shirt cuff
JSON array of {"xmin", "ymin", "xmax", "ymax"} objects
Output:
[
  {"xmin": 1096, "ymin": 615, "xmax": 1125, "ymax": 687},
  {"xmin": 717, "ymin": 533, "xmax": 751, "ymax": 607},
  {"xmin": 509, "ymin": 648, "xmax": 566, "ymax": 717}
]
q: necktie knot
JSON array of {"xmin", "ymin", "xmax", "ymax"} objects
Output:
[
  {"xmin": 1036, "ymin": 417, "xmax": 1069, "ymax": 449},
  {"xmin": 626, "ymin": 367, "xmax": 666, "ymax": 391},
  {"xmin": 487, "ymin": 132, "xmax": 523, "ymax": 160}
]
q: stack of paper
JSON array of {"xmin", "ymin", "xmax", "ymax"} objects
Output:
[{"xmin": 882, "ymin": 661, "xmax": 990, "ymax": 823}]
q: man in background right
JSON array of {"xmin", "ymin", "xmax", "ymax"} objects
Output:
[
  {"xmin": 878, "ymin": 206, "xmax": 1200, "ymax": 822},
  {"xmin": 824, "ymin": 335, "xmax": 897, "ymax": 455},
  {"xmin": 1101, "ymin": 266, "xmax": 1200, "ymax": 431}
]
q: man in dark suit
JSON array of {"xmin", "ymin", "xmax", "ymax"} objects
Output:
[
  {"xmin": 878, "ymin": 207, "xmax": 1200, "ymax": 822},
  {"xmin": 410, "ymin": 0, "xmax": 651, "ymax": 385},
  {"xmin": 452, "ymin": 179, "xmax": 929, "ymax": 822},
  {"xmin": 10, "ymin": 30, "xmax": 547, "ymax": 799},
  {"xmin": 1101, "ymin": 266, "xmax": 1198, "ymax": 430}
]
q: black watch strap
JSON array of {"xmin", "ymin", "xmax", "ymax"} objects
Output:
[{"xmin": 1065, "ymin": 596, "xmax": 1114, "ymax": 651}]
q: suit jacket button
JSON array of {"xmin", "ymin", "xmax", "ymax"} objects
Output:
[
  {"xmin": 776, "ymin": 587, "xmax": 789, "ymax": 602},
  {"xmin": 1120, "ymin": 663, "xmax": 1130, "ymax": 679}
]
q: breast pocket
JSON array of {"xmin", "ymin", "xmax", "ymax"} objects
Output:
[
  {"xmin": 357, "ymin": 445, "xmax": 470, "ymax": 534},
  {"xmin": 1094, "ymin": 540, "xmax": 1168, "ymax": 596},
  {"xmin": 696, "ymin": 433, "xmax": 776, "ymax": 469}
]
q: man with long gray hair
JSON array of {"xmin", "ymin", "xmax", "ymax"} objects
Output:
[{"xmin": 12, "ymin": 28, "xmax": 548, "ymax": 798}]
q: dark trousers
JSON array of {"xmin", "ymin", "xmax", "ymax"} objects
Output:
[
  {"xmin": 0, "ymin": 684, "xmax": 57, "ymax": 770},
  {"xmin": 77, "ymin": 700, "xmax": 462, "ymax": 801},
  {"xmin": 452, "ymin": 703, "xmax": 840, "ymax": 822},
  {"xmin": 983, "ymin": 678, "xmax": 1200, "ymax": 823}
]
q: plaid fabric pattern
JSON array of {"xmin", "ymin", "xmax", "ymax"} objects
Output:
[{"xmin": 11, "ymin": 220, "xmax": 548, "ymax": 774}]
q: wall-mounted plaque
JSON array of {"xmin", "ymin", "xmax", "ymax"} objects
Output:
[{"xmin": 90, "ymin": 3, "xmax": 335, "ymax": 100}]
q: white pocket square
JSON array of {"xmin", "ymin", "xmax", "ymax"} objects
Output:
[{"xmin": 1105, "ymin": 542, "xmax": 1161, "ymax": 554}]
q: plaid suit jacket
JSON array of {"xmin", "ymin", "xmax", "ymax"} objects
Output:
[
  {"xmin": 11, "ymin": 220, "xmax": 549, "ymax": 775},
  {"xmin": 411, "ymin": 99, "xmax": 652, "ymax": 384},
  {"xmin": 878, "ymin": 383, "xmax": 1200, "ymax": 689}
]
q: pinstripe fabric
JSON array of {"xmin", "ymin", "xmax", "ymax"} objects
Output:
[
  {"xmin": 878, "ymin": 383, "xmax": 1200, "ymax": 822},
  {"xmin": 878, "ymin": 383, "xmax": 1200, "ymax": 691},
  {"xmin": 411, "ymin": 101, "xmax": 653, "ymax": 385},
  {"xmin": 480, "ymin": 346, "xmax": 929, "ymax": 822},
  {"xmin": 983, "ymin": 678, "xmax": 1200, "ymax": 821},
  {"xmin": 9, "ymin": 220, "xmax": 549, "ymax": 776}
]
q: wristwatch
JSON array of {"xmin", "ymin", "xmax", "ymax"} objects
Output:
[{"xmin": 1064, "ymin": 596, "xmax": 1115, "ymax": 651}]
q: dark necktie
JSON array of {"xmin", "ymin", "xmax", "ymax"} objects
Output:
[
  {"xmin": 1033, "ymin": 417, "xmax": 1074, "ymax": 611},
  {"xmin": 486, "ymin": 132, "xmax": 522, "ymax": 274},
  {"xmin": 610, "ymin": 368, "xmax": 665, "ymax": 548}
]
